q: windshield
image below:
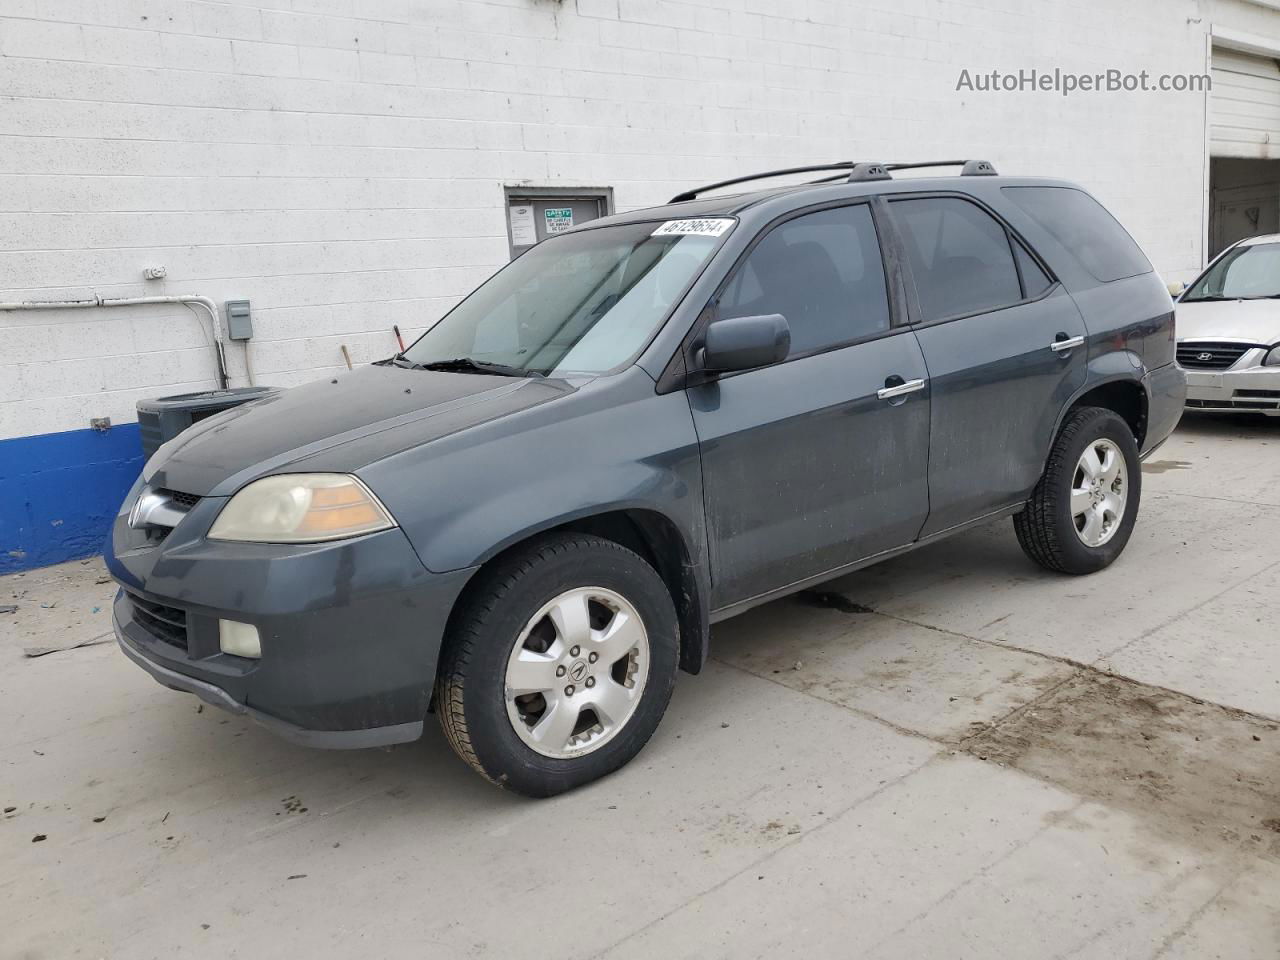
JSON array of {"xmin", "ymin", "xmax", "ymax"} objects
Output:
[
  {"xmin": 1183, "ymin": 242, "xmax": 1280, "ymax": 302},
  {"xmin": 401, "ymin": 219, "xmax": 732, "ymax": 376}
]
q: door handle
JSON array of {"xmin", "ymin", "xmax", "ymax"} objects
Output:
[
  {"xmin": 877, "ymin": 377, "xmax": 927, "ymax": 400},
  {"xmin": 1050, "ymin": 334, "xmax": 1085, "ymax": 353}
]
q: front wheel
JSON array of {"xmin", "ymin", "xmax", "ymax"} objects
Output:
[
  {"xmin": 1014, "ymin": 406, "xmax": 1142, "ymax": 575},
  {"xmin": 435, "ymin": 533, "xmax": 679, "ymax": 797}
]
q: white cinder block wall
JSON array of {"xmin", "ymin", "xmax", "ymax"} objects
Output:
[{"xmin": 2, "ymin": 0, "xmax": 1278, "ymax": 568}]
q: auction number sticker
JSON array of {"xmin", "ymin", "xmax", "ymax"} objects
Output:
[{"xmin": 651, "ymin": 218, "xmax": 735, "ymax": 238}]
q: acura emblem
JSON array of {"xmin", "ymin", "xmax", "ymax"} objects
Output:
[{"xmin": 1196, "ymin": 352, "xmax": 1214, "ymax": 362}]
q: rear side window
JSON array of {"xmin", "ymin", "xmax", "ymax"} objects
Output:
[
  {"xmin": 890, "ymin": 197, "xmax": 1023, "ymax": 321},
  {"xmin": 719, "ymin": 204, "xmax": 890, "ymax": 355},
  {"xmin": 1013, "ymin": 240, "xmax": 1053, "ymax": 298},
  {"xmin": 1003, "ymin": 186, "xmax": 1151, "ymax": 283}
]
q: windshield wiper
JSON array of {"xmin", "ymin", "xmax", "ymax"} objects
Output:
[{"xmin": 396, "ymin": 356, "xmax": 543, "ymax": 378}]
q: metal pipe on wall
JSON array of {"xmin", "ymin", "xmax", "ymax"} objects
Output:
[{"xmin": 0, "ymin": 294, "xmax": 229, "ymax": 389}]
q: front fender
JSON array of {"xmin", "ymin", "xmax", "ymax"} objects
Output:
[{"xmin": 359, "ymin": 369, "xmax": 706, "ymax": 577}]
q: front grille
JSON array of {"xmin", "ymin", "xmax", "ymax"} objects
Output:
[
  {"xmin": 1187, "ymin": 397, "xmax": 1280, "ymax": 410},
  {"xmin": 1177, "ymin": 342, "xmax": 1255, "ymax": 369},
  {"xmin": 164, "ymin": 489, "xmax": 201, "ymax": 509},
  {"xmin": 1237, "ymin": 389, "xmax": 1280, "ymax": 399},
  {"xmin": 129, "ymin": 593, "xmax": 189, "ymax": 651}
]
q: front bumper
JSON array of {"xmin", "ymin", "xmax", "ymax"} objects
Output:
[
  {"xmin": 106, "ymin": 491, "xmax": 475, "ymax": 748},
  {"xmin": 1183, "ymin": 366, "xmax": 1280, "ymax": 415}
]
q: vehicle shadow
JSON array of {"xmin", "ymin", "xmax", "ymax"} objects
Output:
[{"xmin": 1173, "ymin": 410, "xmax": 1280, "ymax": 440}]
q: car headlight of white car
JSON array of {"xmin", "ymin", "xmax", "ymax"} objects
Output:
[
  {"xmin": 1265, "ymin": 345, "xmax": 1280, "ymax": 367},
  {"xmin": 208, "ymin": 474, "xmax": 395, "ymax": 543}
]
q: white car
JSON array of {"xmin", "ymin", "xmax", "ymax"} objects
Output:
[{"xmin": 1176, "ymin": 234, "xmax": 1280, "ymax": 416}]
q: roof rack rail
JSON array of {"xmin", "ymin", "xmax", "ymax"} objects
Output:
[
  {"xmin": 667, "ymin": 158, "xmax": 999, "ymax": 203},
  {"xmin": 669, "ymin": 161, "xmax": 861, "ymax": 202},
  {"xmin": 883, "ymin": 160, "xmax": 998, "ymax": 177}
]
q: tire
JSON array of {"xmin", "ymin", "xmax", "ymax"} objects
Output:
[
  {"xmin": 435, "ymin": 532, "xmax": 679, "ymax": 797},
  {"xmin": 1014, "ymin": 406, "xmax": 1142, "ymax": 575}
]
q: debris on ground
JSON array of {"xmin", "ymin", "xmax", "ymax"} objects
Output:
[
  {"xmin": 0, "ymin": 604, "xmax": 16, "ymax": 614},
  {"xmin": 32, "ymin": 834, "xmax": 47, "ymax": 843},
  {"xmin": 286, "ymin": 874, "xmax": 307, "ymax": 880},
  {"xmin": 23, "ymin": 633, "xmax": 113, "ymax": 658}
]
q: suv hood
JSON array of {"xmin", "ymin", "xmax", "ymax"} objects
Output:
[
  {"xmin": 1176, "ymin": 298, "xmax": 1280, "ymax": 344},
  {"xmin": 146, "ymin": 365, "xmax": 573, "ymax": 497}
]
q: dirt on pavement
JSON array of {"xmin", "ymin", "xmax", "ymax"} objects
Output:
[{"xmin": 965, "ymin": 671, "xmax": 1280, "ymax": 862}]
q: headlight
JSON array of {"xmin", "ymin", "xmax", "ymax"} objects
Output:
[
  {"xmin": 208, "ymin": 474, "xmax": 395, "ymax": 543},
  {"xmin": 1266, "ymin": 346, "xmax": 1280, "ymax": 367}
]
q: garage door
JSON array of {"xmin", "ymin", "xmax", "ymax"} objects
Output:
[{"xmin": 1211, "ymin": 46, "xmax": 1280, "ymax": 159}]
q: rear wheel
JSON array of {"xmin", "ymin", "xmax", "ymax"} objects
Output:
[
  {"xmin": 435, "ymin": 533, "xmax": 679, "ymax": 797},
  {"xmin": 1014, "ymin": 406, "xmax": 1141, "ymax": 574}
]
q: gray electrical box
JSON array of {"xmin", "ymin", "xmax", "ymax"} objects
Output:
[{"xmin": 225, "ymin": 299, "xmax": 252, "ymax": 340}]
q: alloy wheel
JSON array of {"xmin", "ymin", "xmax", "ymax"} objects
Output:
[
  {"xmin": 503, "ymin": 587, "xmax": 649, "ymax": 759},
  {"xmin": 1071, "ymin": 438, "xmax": 1128, "ymax": 548}
]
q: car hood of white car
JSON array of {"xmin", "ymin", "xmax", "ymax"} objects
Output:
[{"xmin": 1176, "ymin": 298, "xmax": 1280, "ymax": 344}]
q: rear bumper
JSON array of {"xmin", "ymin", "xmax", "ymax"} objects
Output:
[
  {"xmin": 1183, "ymin": 366, "xmax": 1280, "ymax": 415},
  {"xmin": 1142, "ymin": 361, "xmax": 1187, "ymax": 451},
  {"xmin": 106, "ymin": 494, "xmax": 476, "ymax": 748}
]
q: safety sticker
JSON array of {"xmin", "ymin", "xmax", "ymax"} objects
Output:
[{"xmin": 544, "ymin": 207, "xmax": 575, "ymax": 234}]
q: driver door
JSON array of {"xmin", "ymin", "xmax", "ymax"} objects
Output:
[{"xmin": 687, "ymin": 203, "xmax": 931, "ymax": 609}]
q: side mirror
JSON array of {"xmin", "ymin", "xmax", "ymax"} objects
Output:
[
  {"xmin": 1167, "ymin": 281, "xmax": 1186, "ymax": 299},
  {"xmin": 697, "ymin": 314, "xmax": 791, "ymax": 374}
]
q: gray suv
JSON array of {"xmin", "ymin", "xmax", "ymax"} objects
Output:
[{"xmin": 107, "ymin": 160, "xmax": 1185, "ymax": 796}]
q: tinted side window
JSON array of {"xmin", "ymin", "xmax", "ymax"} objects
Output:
[
  {"xmin": 719, "ymin": 204, "xmax": 890, "ymax": 355},
  {"xmin": 1002, "ymin": 186, "xmax": 1151, "ymax": 283},
  {"xmin": 890, "ymin": 197, "xmax": 1023, "ymax": 321},
  {"xmin": 1013, "ymin": 240, "xmax": 1053, "ymax": 298}
]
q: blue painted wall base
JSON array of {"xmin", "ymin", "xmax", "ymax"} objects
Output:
[{"xmin": 0, "ymin": 424, "xmax": 144, "ymax": 573}]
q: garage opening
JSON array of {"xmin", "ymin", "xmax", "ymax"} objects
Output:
[
  {"xmin": 503, "ymin": 186, "xmax": 614, "ymax": 260},
  {"xmin": 1208, "ymin": 45, "xmax": 1280, "ymax": 257}
]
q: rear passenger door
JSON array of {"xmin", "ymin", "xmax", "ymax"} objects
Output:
[
  {"xmin": 885, "ymin": 194, "xmax": 1088, "ymax": 537},
  {"xmin": 689, "ymin": 202, "xmax": 931, "ymax": 608}
]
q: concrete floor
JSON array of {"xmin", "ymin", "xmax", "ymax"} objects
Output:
[{"xmin": 3, "ymin": 413, "xmax": 1279, "ymax": 959}]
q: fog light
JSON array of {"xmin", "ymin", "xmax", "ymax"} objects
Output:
[{"xmin": 219, "ymin": 619, "xmax": 261, "ymax": 658}]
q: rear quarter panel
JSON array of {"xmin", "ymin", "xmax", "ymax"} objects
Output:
[{"xmin": 988, "ymin": 185, "xmax": 1182, "ymax": 450}]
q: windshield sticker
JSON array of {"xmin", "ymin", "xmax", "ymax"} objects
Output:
[{"xmin": 651, "ymin": 218, "xmax": 734, "ymax": 238}]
